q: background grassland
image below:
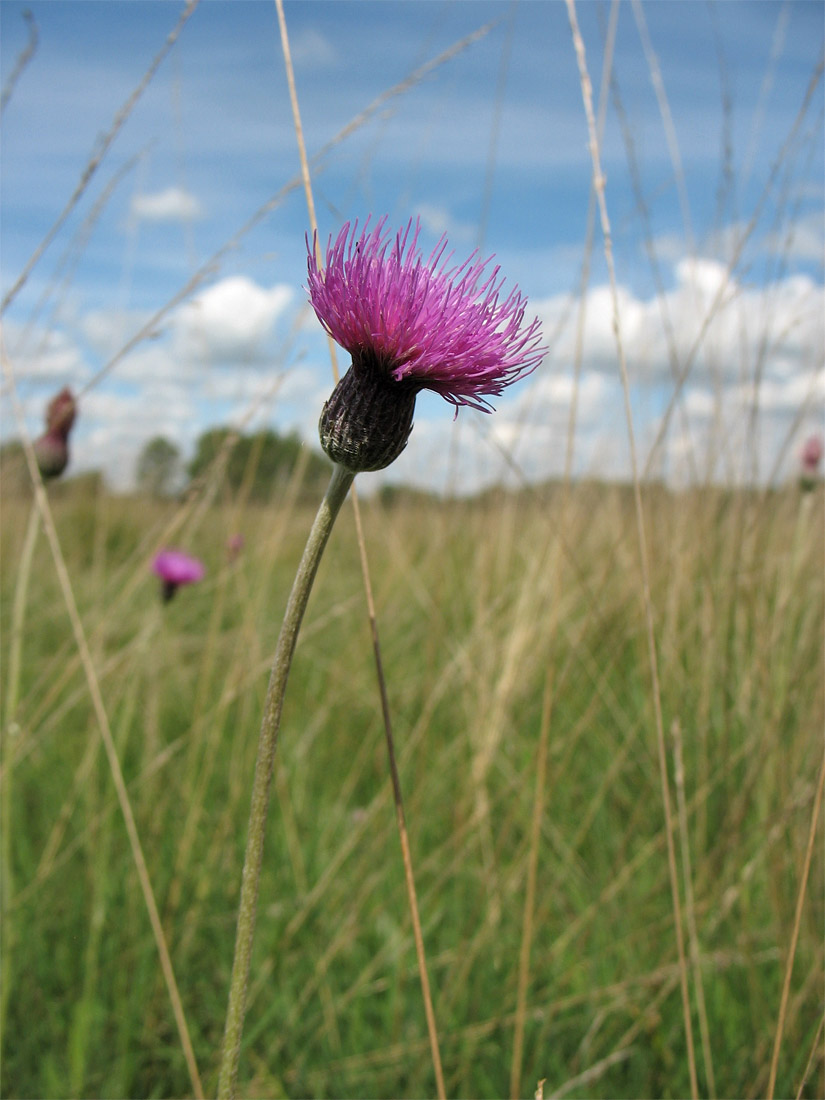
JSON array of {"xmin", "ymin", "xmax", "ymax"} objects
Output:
[{"xmin": 2, "ymin": 472, "xmax": 822, "ymax": 1099}]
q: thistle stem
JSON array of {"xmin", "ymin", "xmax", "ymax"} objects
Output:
[{"xmin": 218, "ymin": 462, "xmax": 355, "ymax": 1099}]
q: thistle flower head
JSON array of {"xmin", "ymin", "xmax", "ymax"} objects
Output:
[
  {"xmin": 307, "ymin": 217, "xmax": 545, "ymax": 472},
  {"xmin": 152, "ymin": 549, "xmax": 205, "ymax": 602}
]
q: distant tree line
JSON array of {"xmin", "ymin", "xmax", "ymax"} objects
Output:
[
  {"xmin": 136, "ymin": 436, "xmax": 181, "ymax": 496},
  {"xmin": 2, "ymin": 429, "xmax": 331, "ymax": 501},
  {"xmin": 137, "ymin": 427, "xmax": 331, "ymax": 501}
]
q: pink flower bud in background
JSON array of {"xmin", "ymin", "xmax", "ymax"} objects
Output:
[
  {"xmin": 34, "ymin": 387, "xmax": 77, "ymax": 480},
  {"xmin": 800, "ymin": 433, "xmax": 823, "ymax": 491},
  {"xmin": 152, "ymin": 549, "xmax": 205, "ymax": 603},
  {"xmin": 227, "ymin": 533, "xmax": 245, "ymax": 561}
]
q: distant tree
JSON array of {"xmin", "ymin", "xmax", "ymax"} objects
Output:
[
  {"xmin": 187, "ymin": 427, "xmax": 330, "ymax": 501},
  {"xmin": 187, "ymin": 427, "xmax": 238, "ymax": 489},
  {"xmin": 136, "ymin": 436, "xmax": 181, "ymax": 497}
]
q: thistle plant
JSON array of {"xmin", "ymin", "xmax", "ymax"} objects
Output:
[{"xmin": 218, "ymin": 216, "xmax": 545, "ymax": 1097}]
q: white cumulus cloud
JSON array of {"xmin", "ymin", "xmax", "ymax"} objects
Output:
[{"xmin": 174, "ymin": 276, "xmax": 293, "ymax": 364}]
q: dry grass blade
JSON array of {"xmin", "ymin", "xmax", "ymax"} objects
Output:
[
  {"xmin": 630, "ymin": 0, "xmax": 694, "ymax": 252},
  {"xmin": 565, "ymin": 0, "xmax": 620, "ymax": 487},
  {"xmin": 274, "ymin": 0, "xmax": 339, "ymax": 387},
  {"xmin": 795, "ymin": 1011, "xmax": 825, "ymax": 1100},
  {"xmin": 0, "ymin": 9, "xmax": 38, "ymax": 115},
  {"xmin": 311, "ymin": 18, "xmax": 502, "ymax": 168},
  {"xmin": 546, "ymin": 1047, "xmax": 634, "ymax": 1100},
  {"xmin": 563, "ymin": 2, "xmax": 699, "ymax": 1096},
  {"xmin": 672, "ymin": 718, "xmax": 716, "ymax": 1097},
  {"xmin": 350, "ymin": 497, "xmax": 448, "ymax": 1100}
]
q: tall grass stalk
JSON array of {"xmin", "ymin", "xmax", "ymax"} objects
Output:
[
  {"xmin": 671, "ymin": 718, "xmax": 716, "ymax": 1097},
  {"xmin": 350, "ymin": 492, "xmax": 448, "ymax": 1100},
  {"xmin": 218, "ymin": 462, "xmax": 354, "ymax": 1098},
  {"xmin": 564, "ymin": 2, "xmax": 698, "ymax": 1095}
]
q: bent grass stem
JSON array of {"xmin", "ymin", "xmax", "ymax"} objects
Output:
[{"xmin": 218, "ymin": 462, "xmax": 354, "ymax": 1099}]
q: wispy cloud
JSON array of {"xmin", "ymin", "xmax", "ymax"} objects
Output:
[{"xmin": 130, "ymin": 187, "xmax": 204, "ymax": 223}]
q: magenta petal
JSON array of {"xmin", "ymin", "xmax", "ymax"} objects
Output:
[
  {"xmin": 306, "ymin": 217, "xmax": 545, "ymax": 411},
  {"xmin": 152, "ymin": 550, "xmax": 205, "ymax": 586}
]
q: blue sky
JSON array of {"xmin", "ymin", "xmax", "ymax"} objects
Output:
[{"xmin": 1, "ymin": 0, "xmax": 823, "ymax": 492}]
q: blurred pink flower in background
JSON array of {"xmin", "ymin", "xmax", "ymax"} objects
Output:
[
  {"xmin": 800, "ymin": 433, "xmax": 823, "ymax": 490},
  {"xmin": 226, "ymin": 533, "xmax": 245, "ymax": 561},
  {"xmin": 152, "ymin": 549, "xmax": 205, "ymax": 603}
]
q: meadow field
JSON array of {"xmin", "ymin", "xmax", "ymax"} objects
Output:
[
  {"xmin": 1, "ymin": 469, "xmax": 822, "ymax": 1098},
  {"xmin": 2, "ymin": 2, "xmax": 824, "ymax": 1097}
]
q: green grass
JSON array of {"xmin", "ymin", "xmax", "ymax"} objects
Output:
[{"xmin": 1, "ymin": 475, "xmax": 823, "ymax": 1098}]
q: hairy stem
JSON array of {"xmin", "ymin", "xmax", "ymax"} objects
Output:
[{"xmin": 217, "ymin": 462, "xmax": 355, "ymax": 1099}]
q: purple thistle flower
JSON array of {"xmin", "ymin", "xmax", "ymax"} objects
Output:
[
  {"xmin": 307, "ymin": 217, "xmax": 545, "ymax": 472},
  {"xmin": 152, "ymin": 549, "xmax": 205, "ymax": 603}
]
